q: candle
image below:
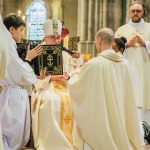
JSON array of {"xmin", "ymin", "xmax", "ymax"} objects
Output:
[
  {"xmin": 22, "ymin": 15, "xmax": 25, "ymax": 21},
  {"xmin": 18, "ymin": 10, "xmax": 21, "ymax": 16},
  {"xmin": 63, "ymin": 35, "xmax": 69, "ymax": 49}
]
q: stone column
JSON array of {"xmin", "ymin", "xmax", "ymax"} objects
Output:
[
  {"xmin": 99, "ymin": 0, "xmax": 103, "ymax": 29},
  {"xmin": 113, "ymin": 0, "xmax": 122, "ymax": 31},
  {"xmin": 0, "ymin": 0, "xmax": 3, "ymax": 15},
  {"xmin": 86, "ymin": 0, "xmax": 95, "ymax": 54},
  {"xmin": 103, "ymin": 0, "xmax": 108, "ymax": 28},
  {"xmin": 95, "ymin": 0, "xmax": 100, "ymax": 34},
  {"xmin": 59, "ymin": 1, "xmax": 63, "ymax": 20},
  {"xmin": 78, "ymin": 0, "xmax": 88, "ymax": 53}
]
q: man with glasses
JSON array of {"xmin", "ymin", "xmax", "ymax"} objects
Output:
[{"xmin": 115, "ymin": 1, "xmax": 150, "ymax": 145}]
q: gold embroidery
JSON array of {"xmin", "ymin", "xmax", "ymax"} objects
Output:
[{"xmin": 53, "ymin": 82, "xmax": 74, "ymax": 144}]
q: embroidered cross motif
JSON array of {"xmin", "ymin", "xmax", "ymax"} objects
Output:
[{"xmin": 64, "ymin": 114, "xmax": 72, "ymax": 125}]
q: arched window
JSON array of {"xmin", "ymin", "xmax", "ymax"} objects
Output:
[{"xmin": 26, "ymin": 0, "xmax": 47, "ymax": 40}]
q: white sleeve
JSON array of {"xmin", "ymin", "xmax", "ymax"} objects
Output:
[
  {"xmin": 34, "ymin": 76, "xmax": 51, "ymax": 91},
  {"xmin": 145, "ymin": 41, "xmax": 150, "ymax": 54},
  {"xmin": 8, "ymin": 52, "xmax": 37, "ymax": 87},
  {"xmin": 0, "ymin": 23, "xmax": 9, "ymax": 79}
]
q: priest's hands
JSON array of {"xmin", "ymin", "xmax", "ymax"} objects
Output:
[
  {"xmin": 25, "ymin": 44, "xmax": 43, "ymax": 62},
  {"xmin": 136, "ymin": 36, "xmax": 146, "ymax": 47},
  {"xmin": 126, "ymin": 36, "xmax": 136, "ymax": 48},
  {"xmin": 38, "ymin": 68, "xmax": 47, "ymax": 80},
  {"xmin": 50, "ymin": 73, "xmax": 70, "ymax": 85},
  {"xmin": 126, "ymin": 35, "xmax": 145, "ymax": 48},
  {"xmin": 71, "ymin": 51, "xmax": 80, "ymax": 59}
]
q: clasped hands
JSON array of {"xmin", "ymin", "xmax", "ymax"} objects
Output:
[{"xmin": 127, "ymin": 35, "xmax": 145, "ymax": 48}]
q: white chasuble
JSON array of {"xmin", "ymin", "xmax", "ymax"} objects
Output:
[
  {"xmin": 115, "ymin": 19, "xmax": 150, "ymax": 109},
  {"xmin": 31, "ymin": 77, "xmax": 73, "ymax": 150},
  {"xmin": 69, "ymin": 50, "xmax": 143, "ymax": 150}
]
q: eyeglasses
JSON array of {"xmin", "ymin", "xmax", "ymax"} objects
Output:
[{"xmin": 131, "ymin": 9, "xmax": 143, "ymax": 13}]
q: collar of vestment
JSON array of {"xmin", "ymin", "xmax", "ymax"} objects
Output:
[
  {"xmin": 128, "ymin": 18, "xmax": 145, "ymax": 27},
  {"xmin": 98, "ymin": 49, "xmax": 125, "ymax": 62}
]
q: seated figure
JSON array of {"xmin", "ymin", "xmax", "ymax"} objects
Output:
[{"xmin": 31, "ymin": 19, "xmax": 75, "ymax": 150}]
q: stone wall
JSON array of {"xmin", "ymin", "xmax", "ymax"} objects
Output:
[{"xmin": 1, "ymin": 0, "xmax": 19, "ymax": 17}]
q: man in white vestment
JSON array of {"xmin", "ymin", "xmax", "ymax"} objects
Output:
[
  {"xmin": 0, "ymin": 14, "xmax": 41, "ymax": 150},
  {"xmin": 69, "ymin": 28, "xmax": 143, "ymax": 150},
  {"xmin": 31, "ymin": 19, "xmax": 74, "ymax": 150},
  {"xmin": 115, "ymin": 2, "xmax": 150, "ymax": 144},
  {"xmin": 0, "ymin": 14, "xmax": 10, "ymax": 150}
]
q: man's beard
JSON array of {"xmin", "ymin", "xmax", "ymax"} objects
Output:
[{"xmin": 132, "ymin": 16, "xmax": 142, "ymax": 23}]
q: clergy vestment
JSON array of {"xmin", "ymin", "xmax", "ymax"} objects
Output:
[
  {"xmin": 0, "ymin": 37, "xmax": 37, "ymax": 150},
  {"xmin": 115, "ymin": 19, "xmax": 150, "ymax": 109},
  {"xmin": 31, "ymin": 51, "xmax": 74, "ymax": 150},
  {"xmin": 69, "ymin": 49, "xmax": 143, "ymax": 150},
  {"xmin": 31, "ymin": 77, "xmax": 74, "ymax": 150}
]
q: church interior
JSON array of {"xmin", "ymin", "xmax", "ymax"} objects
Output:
[
  {"xmin": 0, "ymin": 0, "xmax": 149, "ymax": 55},
  {"xmin": 0, "ymin": 0, "xmax": 150, "ymax": 55},
  {"xmin": 1, "ymin": 0, "xmax": 150, "ymax": 150}
]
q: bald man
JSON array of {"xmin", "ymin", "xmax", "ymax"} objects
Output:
[{"xmin": 69, "ymin": 28, "xmax": 143, "ymax": 150}]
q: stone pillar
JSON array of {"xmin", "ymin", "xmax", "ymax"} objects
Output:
[
  {"xmin": 0, "ymin": 0, "xmax": 3, "ymax": 15},
  {"xmin": 86, "ymin": 0, "xmax": 95, "ymax": 54},
  {"xmin": 113, "ymin": 0, "xmax": 122, "ymax": 31},
  {"xmin": 59, "ymin": 1, "xmax": 63, "ymax": 20},
  {"xmin": 99, "ymin": 0, "xmax": 103, "ymax": 29},
  {"xmin": 95, "ymin": 0, "xmax": 100, "ymax": 34},
  {"xmin": 87, "ymin": 0, "xmax": 94, "ymax": 41},
  {"xmin": 103, "ymin": 0, "xmax": 108, "ymax": 27},
  {"xmin": 78, "ymin": 0, "xmax": 88, "ymax": 53}
]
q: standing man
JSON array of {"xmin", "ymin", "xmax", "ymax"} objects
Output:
[
  {"xmin": 115, "ymin": 1, "xmax": 150, "ymax": 143},
  {"xmin": 69, "ymin": 28, "xmax": 143, "ymax": 150}
]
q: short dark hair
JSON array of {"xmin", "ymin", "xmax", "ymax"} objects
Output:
[
  {"xmin": 114, "ymin": 37, "xmax": 127, "ymax": 51},
  {"xmin": 3, "ymin": 13, "xmax": 25, "ymax": 30}
]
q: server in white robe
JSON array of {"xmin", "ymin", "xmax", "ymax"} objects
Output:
[
  {"xmin": 69, "ymin": 28, "xmax": 143, "ymax": 150},
  {"xmin": 0, "ymin": 14, "xmax": 38, "ymax": 150}
]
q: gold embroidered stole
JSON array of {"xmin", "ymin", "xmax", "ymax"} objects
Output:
[{"xmin": 52, "ymin": 81, "xmax": 74, "ymax": 144}]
